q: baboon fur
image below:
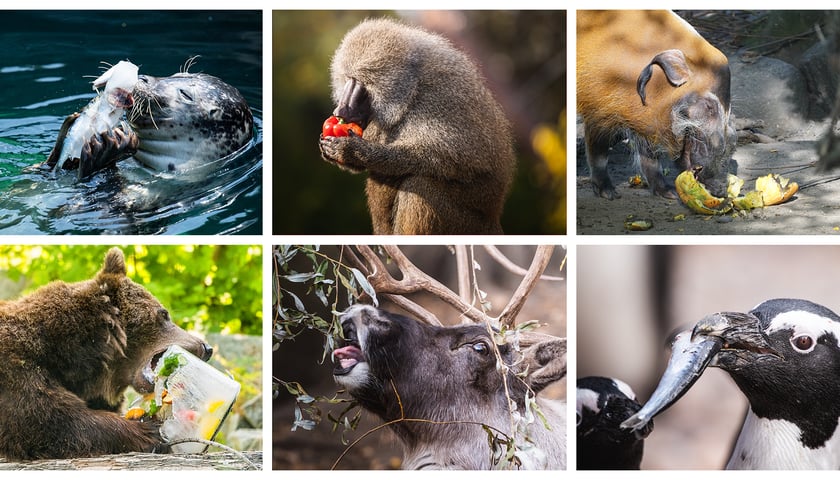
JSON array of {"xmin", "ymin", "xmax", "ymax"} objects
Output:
[{"xmin": 319, "ymin": 18, "xmax": 516, "ymax": 235}]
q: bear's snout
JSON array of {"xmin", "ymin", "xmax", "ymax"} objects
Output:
[
  {"xmin": 199, "ymin": 342, "xmax": 213, "ymax": 361},
  {"xmin": 0, "ymin": 247, "xmax": 228, "ymax": 460}
]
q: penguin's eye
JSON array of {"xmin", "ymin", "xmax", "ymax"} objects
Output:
[{"xmin": 791, "ymin": 334, "xmax": 816, "ymax": 353}]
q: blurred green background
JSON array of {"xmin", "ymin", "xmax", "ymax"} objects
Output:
[
  {"xmin": 0, "ymin": 244, "xmax": 262, "ymax": 335},
  {"xmin": 273, "ymin": 10, "xmax": 567, "ymax": 234}
]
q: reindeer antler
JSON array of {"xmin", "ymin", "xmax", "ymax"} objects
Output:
[
  {"xmin": 343, "ymin": 245, "xmax": 487, "ymax": 325},
  {"xmin": 342, "ymin": 245, "xmax": 559, "ymax": 328},
  {"xmin": 482, "ymin": 245, "xmax": 564, "ymax": 282},
  {"xmin": 340, "ymin": 246, "xmax": 442, "ymax": 326},
  {"xmin": 497, "ymin": 245, "xmax": 555, "ymax": 328}
]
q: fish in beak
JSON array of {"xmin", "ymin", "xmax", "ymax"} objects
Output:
[{"xmin": 621, "ymin": 311, "xmax": 780, "ymax": 432}]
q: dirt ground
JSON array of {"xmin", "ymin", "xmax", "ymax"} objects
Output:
[{"xmin": 576, "ymin": 126, "xmax": 840, "ymax": 235}]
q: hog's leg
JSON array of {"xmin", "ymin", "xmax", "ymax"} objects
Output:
[
  {"xmin": 584, "ymin": 126, "xmax": 620, "ymax": 200},
  {"xmin": 639, "ymin": 148, "xmax": 677, "ymax": 199}
]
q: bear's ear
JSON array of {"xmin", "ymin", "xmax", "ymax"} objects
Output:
[{"xmin": 102, "ymin": 248, "xmax": 126, "ymax": 276}]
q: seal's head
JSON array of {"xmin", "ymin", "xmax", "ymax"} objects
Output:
[{"xmin": 129, "ymin": 72, "xmax": 254, "ymax": 173}]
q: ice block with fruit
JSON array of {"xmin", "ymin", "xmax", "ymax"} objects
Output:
[{"xmin": 126, "ymin": 344, "xmax": 240, "ymax": 453}]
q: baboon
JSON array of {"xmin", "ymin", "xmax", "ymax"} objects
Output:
[{"xmin": 319, "ymin": 18, "xmax": 516, "ymax": 235}]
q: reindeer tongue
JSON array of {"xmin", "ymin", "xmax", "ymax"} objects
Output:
[{"xmin": 333, "ymin": 345, "xmax": 365, "ymax": 374}]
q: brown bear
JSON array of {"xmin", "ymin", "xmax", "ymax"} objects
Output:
[{"xmin": 0, "ymin": 247, "xmax": 212, "ymax": 460}]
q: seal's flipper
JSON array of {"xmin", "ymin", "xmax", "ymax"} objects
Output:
[
  {"xmin": 44, "ymin": 113, "xmax": 81, "ymax": 170},
  {"xmin": 76, "ymin": 122, "xmax": 139, "ymax": 180}
]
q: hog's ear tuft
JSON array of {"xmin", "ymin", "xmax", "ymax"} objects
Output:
[{"xmin": 102, "ymin": 248, "xmax": 127, "ymax": 276}]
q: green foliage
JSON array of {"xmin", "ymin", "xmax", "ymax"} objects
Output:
[
  {"xmin": 273, "ymin": 245, "xmax": 371, "ymax": 437},
  {"xmin": 0, "ymin": 245, "xmax": 262, "ymax": 335},
  {"xmin": 279, "ymin": 380, "xmax": 360, "ymax": 439},
  {"xmin": 273, "ymin": 245, "xmax": 375, "ymax": 360}
]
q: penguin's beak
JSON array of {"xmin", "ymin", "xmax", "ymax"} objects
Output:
[
  {"xmin": 692, "ymin": 312, "xmax": 782, "ymax": 370},
  {"xmin": 622, "ymin": 311, "xmax": 782, "ymax": 432}
]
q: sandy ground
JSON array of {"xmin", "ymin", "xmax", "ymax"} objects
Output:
[{"xmin": 576, "ymin": 123, "xmax": 840, "ymax": 235}]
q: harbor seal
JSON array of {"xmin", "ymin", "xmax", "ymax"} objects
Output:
[
  {"xmin": 45, "ymin": 60, "xmax": 140, "ymax": 180},
  {"xmin": 44, "ymin": 65, "xmax": 254, "ymax": 180},
  {"xmin": 128, "ymin": 72, "xmax": 254, "ymax": 173}
]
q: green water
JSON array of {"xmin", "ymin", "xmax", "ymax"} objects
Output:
[{"xmin": 0, "ymin": 11, "xmax": 262, "ymax": 235}]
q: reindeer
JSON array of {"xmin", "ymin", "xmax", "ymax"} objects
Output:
[{"xmin": 326, "ymin": 245, "xmax": 567, "ymax": 470}]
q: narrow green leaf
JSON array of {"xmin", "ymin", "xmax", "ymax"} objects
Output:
[
  {"xmin": 350, "ymin": 268, "xmax": 378, "ymax": 306},
  {"xmin": 284, "ymin": 272, "xmax": 317, "ymax": 283},
  {"xmin": 286, "ymin": 290, "xmax": 306, "ymax": 312}
]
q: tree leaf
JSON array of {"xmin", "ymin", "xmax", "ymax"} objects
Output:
[
  {"xmin": 284, "ymin": 272, "xmax": 317, "ymax": 283},
  {"xmin": 314, "ymin": 286, "xmax": 329, "ymax": 307},
  {"xmin": 286, "ymin": 290, "xmax": 306, "ymax": 312},
  {"xmin": 336, "ymin": 269, "xmax": 355, "ymax": 291},
  {"xmin": 350, "ymin": 268, "xmax": 378, "ymax": 306}
]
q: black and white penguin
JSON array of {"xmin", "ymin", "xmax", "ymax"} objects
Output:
[
  {"xmin": 695, "ymin": 298, "xmax": 840, "ymax": 469},
  {"xmin": 577, "ymin": 376, "xmax": 652, "ymax": 469}
]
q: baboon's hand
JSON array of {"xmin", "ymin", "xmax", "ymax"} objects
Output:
[{"xmin": 319, "ymin": 133, "xmax": 366, "ymax": 173}]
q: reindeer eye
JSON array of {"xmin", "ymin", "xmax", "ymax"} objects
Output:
[
  {"xmin": 791, "ymin": 334, "xmax": 815, "ymax": 353},
  {"xmin": 471, "ymin": 341, "xmax": 489, "ymax": 355}
]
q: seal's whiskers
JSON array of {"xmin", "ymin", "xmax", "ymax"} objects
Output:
[{"xmin": 181, "ymin": 55, "xmax": 200, "ymax": 74}]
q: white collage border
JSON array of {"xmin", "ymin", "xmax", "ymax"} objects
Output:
[{"xmin": 5, "ymin": 3, "xmax": 840, "ymax": 479}]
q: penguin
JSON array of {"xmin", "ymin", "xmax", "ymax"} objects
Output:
[
  {"xmin": 622, "ymin": 298, "xmax": 840, "ymax": 469},
  {"xmin": 577, "ymin": 376, "xmax": 652, "ymax": 469},
  {"xmin": 695, "ymin": 298, "xmax": 840, "ymax": 469}
]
